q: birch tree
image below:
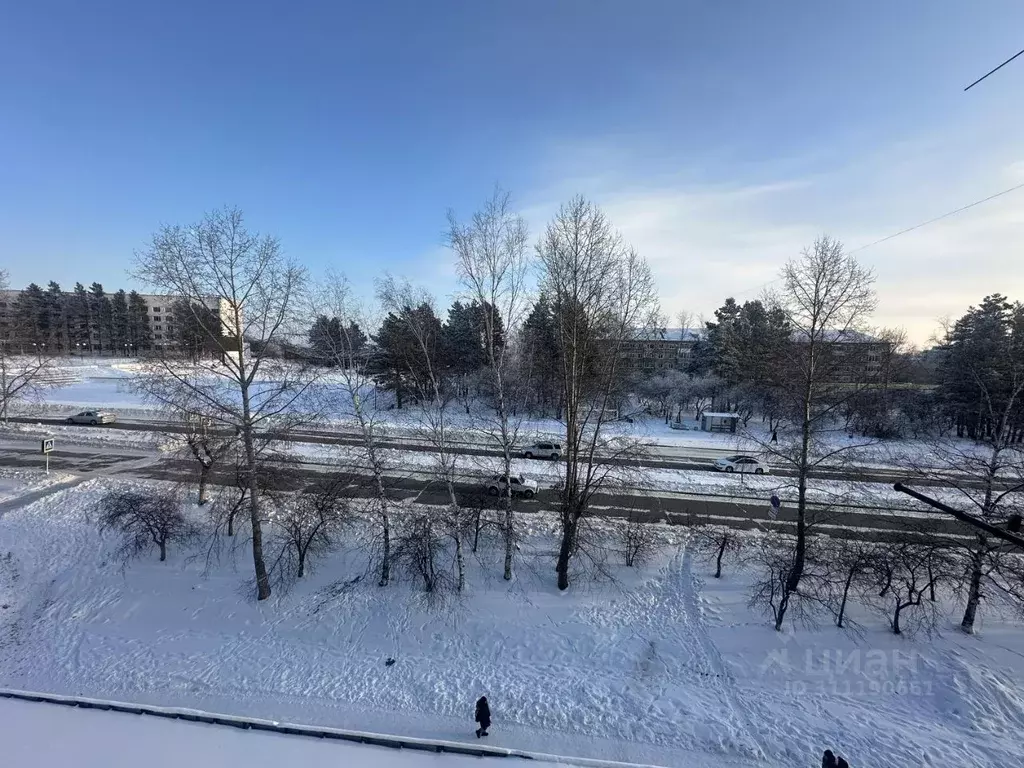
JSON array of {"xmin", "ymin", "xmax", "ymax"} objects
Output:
[
  {"xmin": 311, "ymin": 274, "xmax": 397, "ymax": 586},
  {"xmin": 537, "ymin": 196, "xmax": 659, "ymax": 590},
  {"xmin": 763, "ymin": 235, "xmax": 877, "ymax": 630},
  {"xmin": 377, "ymin": 276, "xmax": 467, "ymax": 591},
  {"xmin": 133, "ymin": 207, "xmax": 319, "ymax": 600},
  {"xmin": 448, "ymin": 188, "xmax": 530, "ymax": 580}
]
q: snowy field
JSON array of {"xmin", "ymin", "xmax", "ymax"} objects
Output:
[
  {"xmin": 1, "ymin": 479, "xmax": 1023, "ymax": 767},
  {"xmin": 0, "ymin": 697, "xmax": 531, "ymax": 768}
]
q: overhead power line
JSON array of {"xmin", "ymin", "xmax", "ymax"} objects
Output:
[
  {"xmin": 728, "ymin": 181, "xmax": 1024, "ymax": 298},
  {"xmin": 847, "ymin": 181, "xmax": 1024, "ymax": 254},
  {"xmin": 965, "ymin": 46, "xmax": 1024, "ymax": 91}
]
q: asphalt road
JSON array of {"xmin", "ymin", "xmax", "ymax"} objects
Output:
[
  {"xmin": 0, "ymin": 442, "xmax": 973, "ymax": 545},
  {"xmin": 5, "ymin": 415, "xmax": 974, "ymax": 490}
]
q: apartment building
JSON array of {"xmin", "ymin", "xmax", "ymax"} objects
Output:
[
  {"xmin": 0, "ymin": 288, "xmax": 233, "ymax": 354},
  {"xmin": 617, "ymin": 329, "xmax": 700, "ymax": 375}
]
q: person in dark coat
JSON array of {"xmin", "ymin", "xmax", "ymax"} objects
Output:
[
  {"xmin": 836, "ymin": 757, "xmax": 850, "ymax": 768},
  {"xmin": 474, "ymin": 696, "xmax": 491, "ymax": 738},
  {"xmin": 822, "ymin": 750, "xmax": 838, "ymax": 768}
]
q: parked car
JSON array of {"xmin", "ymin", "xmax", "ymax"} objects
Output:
[
  {"xmin": 485, "ymin": 474, "xmax": 539, "ymax": 498},
  {"xmin": 65, "ymin": 410, "xmax": 118, "ymax": 426},
  {"xmin": 521, "ymin": 441, "xmax": 562, "ymax": 460},
  {"xmin": 713, "ymin": 455, "xmax": 769, "ymax": 474}
]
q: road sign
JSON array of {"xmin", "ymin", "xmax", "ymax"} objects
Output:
[
  {"xmin": 41, "ymin": 438, "xmax": 55, "ymax": 475},
  {"xmin": 768, "ymin": 493, "xmax": 781, "ymax": 520}
]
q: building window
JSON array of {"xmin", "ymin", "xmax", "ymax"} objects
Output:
[
  {"xmin": 152, "ymin": 306, "xmax": 161, "ymax": 312},
  {"xmin": 154, "ymin": 334, "xmax": 163, "ymax": 340},
  {"xmin": 154, "ymin": 325, "xmax": 163, "ymax": 331}
]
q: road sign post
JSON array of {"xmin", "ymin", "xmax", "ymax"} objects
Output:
[
  {"xmin": 768, "ymin": 493, "xmax": 781, "ymax": 520},
  {"xmin": 41, "ymin": 438, "xmax": 54, "ymax": 475}
]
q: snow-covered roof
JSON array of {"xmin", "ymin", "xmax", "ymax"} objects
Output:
[
  {"xmin": 634, "ymin": 327, "xmax": 702, "ymax": 341},
  {"xmin": 790, "ymin": 329, "xmax": 878, "ymax": 343},
  {"xmin": 703, "ymin": 412, "xmax": 739, "ymax": 418}
]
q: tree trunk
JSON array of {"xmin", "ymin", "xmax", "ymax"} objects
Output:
[
  {"xmin": 555, "ymin": 515, "xmax": 577, "ymax": 591},
  {"xmin": 454, "ymin": 528, "xmax": 466, "ymax": 592},
  {"xmin": 297, "ymin": 547, "xmax": 306, "ymax": 578},
  {"xmin": 960, "ymin": 541, "xmax": 986, "ymax": 634},
  {"xmin": 198, "ymin": 464, "xmax": 210, "ymax": 506},
  {"xmin": 159, "ymin": 539, "xmax": 167, "ymax": 562},
  {"xmin": 240, "ymin": 397, "xmax": 271, "ymax": 600},
  {"xmin": 892, "ymin": 602, "xmax": 903, "ymax": 635},
  {"xmin": 379, "ymin": 506, "xmax": 391, "ymax": 586},
  {"xmin": 715, "ymin": 537, "xmax": 727, "ymax": 578},
  {"xmin": 837, "ymin": 570, "xmax": 855, "ymax": 628}
]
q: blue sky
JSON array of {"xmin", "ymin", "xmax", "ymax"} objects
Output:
[{"xmin": 2, "ymin": 0, "xmax": 1022, "ymax": 342}]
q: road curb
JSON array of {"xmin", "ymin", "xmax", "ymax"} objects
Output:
[{"xmin": 0, "ymin": 688, "xmax": 668, "ymax": 768}]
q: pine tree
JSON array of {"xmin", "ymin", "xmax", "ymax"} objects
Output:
[
  {"xmin": 110, "ymin": 290, "xmax": 130, "ymax": 353},
  {"xmin": 12, "ymin": 284, "xmax": 46, "ymax": 351},
  {"xmin": 45, "ymin": 281, "xmax": 67, "ymax": 353},
  {"xmin": 520, "ymin": 295, "xmax": 560, "ymax": 415},
  {"xmin": 90, "ymin": 283, "xmax": 112, "ymax": 355},
  {"xmin": 70, "ymin": 282, "xmax": 92, "ymax": 352},
  {"xmin": 127, "ymin": 291, "xmax": 152, "ymax": 352}
]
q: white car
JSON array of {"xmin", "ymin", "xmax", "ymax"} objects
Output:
[
  {"xmin": 714, "ymin": 455, "xmax": 769, "ymax": 474},
  {"xmin": 521, "ymin": 441, "xmax": 561, "ymax": 460},
  {"xmin": 485, "ymin": 474, "xmax": 539, "ymax": 498},
  {"xmin": 65, "ymin": 410, "xmax": 118, "ymax": 426}
]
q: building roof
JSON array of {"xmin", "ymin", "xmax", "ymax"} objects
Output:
[
  {"xmin": 634, "ymin": 327, "xmax": 702, "ymax": 341},
  {"xmin": 703, "ymin": 412, "xmax": 740, "ymax": 418}
]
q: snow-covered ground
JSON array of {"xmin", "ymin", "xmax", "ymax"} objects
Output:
[
  {"xmin": 1, "ymin": 478, "xmax": 1022, "ymax": 767},
  {"xmin": 0, "ymin": 467, "xmax": 78, "ymax": 505},
  {"xmin": 0, "ymin": 696, "xmax": 535, "ymax": 768}
]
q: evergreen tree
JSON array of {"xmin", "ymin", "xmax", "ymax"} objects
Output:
[
  {"xmin": 127, "ymin": 291, "xmax": 152, "ymax": 352},
  {"xmin": 309, "ymin": 316, "xmax": 366, "ymax": 366},
  {"xmin": 110, "ymin": 290, "xmax": 130, "ymax": 353},
  {"xmin": 44, "ymin": 281, "xmax": 68, "ymax": 353},
  {"xmin": 12, "ymin": 283, "xmax": 46, "ymax": 351},
  {"xmin": 70, "ymin": 282, "xmax": 92, "ymax": 352},
  {"xmin": 520, "ymin": 295, "xmax": 561, "ymax": 414},
  {"xmin": 90, "ymin": 283, "xmax": 112, "ymax": 355},
  {"xmin": 368, "ymin": 304, "xmax": 441, "ymax": 406},
  {"xmin": 173, "ymin": 299, "xmax": 222, "ymax": 362},
  {"xmin": 442, "ymin": 300, "xmax": 486, "ymax": 377}
]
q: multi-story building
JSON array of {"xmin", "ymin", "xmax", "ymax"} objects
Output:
[
  {"xmin": 0, "ymin": 288, "xmax": 232, "ymax": 354},
  {"xmin": 616, "ymin": 327, "xmax": 891, "ymax": 383},
  {"xmin": 617, "ymin": 329, "xmax": 700, "ymax": 375}
]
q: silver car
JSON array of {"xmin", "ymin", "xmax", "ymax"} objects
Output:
[
  {"xmin": 485, "ymin": 474, "xmax": 539, "ymax": 498},
  {"xmin": 66, "ymin": 410, "xmax": 118, "ymax": 426},
  {"xmin": 521, "ymin": 441, "xmax": 562, "ymax": 460}
]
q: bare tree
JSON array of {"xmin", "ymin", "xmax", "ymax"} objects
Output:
[
  {"xmin": 377, "ymin": 276, "xmax": 467, "ymax": 591},
  {"xmin": 537, "ymin": 196, "xmax": 659, "ymax": 590},
  {"xmin": 823, "ymin": 538, "xmax": 879, "ymax": 629},
  {"xmin": 748, "ymin": 532, "xmax": 831, "ymax": 629},
  {"xmin": 676, "ymin": 310, "xmax": 693, "ymax": 339},
  {"xmin": 99, "ymin": 488, "xmax": 197, "ymax": 564},
  {"xmin": 760, "ymin": 235, "xmax": 877, "ymax": 629},
  {"xmin": 178, "ymin": 410, "xmax": 236, "ymax": 506},
  {"xmin": 394, "ymin": 509, "xmax": 457, "ymax": 602},
  {"xmin": 269, "ymin": 477, "xmax": 352, "ymax": 579},
  {"xmin": 449, "ymin": 188, "xmax": 531, "ymax": 581},
  {"xmin": 311, "ymin": 274, "xmax": 397, "ymax": 586},
  {"xmin": 617, "ymin": 510, "xmax": 662, "ymax": 567},
  {"xmin": 871, "ymin": 540, "xmax": 944, "ymax": 636},
  {"xmin": 0, "ymin": 349, "xmax": 54, "ymax": 424},
  {"xmin": 692, "ymin": 525, "xmax": 743, "ymax": 579},
  {"xmin": 133, "ymin": 207, "xmax": 321, "ymax": 600}
]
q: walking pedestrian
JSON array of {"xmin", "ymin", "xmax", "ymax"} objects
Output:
[{"xmin": 474, "ymin": 695, "xmax": 491, "ymax": 738}]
